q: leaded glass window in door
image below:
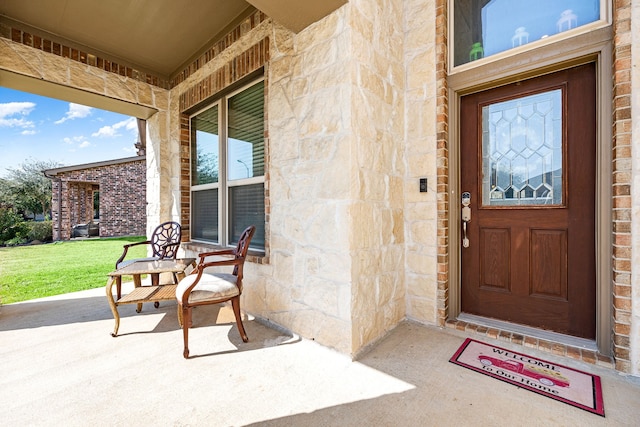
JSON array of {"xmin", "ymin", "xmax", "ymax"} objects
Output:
[{"xmin": 481, "ymin": 89, "xmax": 563, "ymax": 207}]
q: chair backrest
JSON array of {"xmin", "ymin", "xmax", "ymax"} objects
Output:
[
  {"xmin": 150, "ymin": 221, "xmax": 182, "ymax": 258},
  {"xmin": 232, "ymin": 225, "xmax": 256, "ymax": 276}
]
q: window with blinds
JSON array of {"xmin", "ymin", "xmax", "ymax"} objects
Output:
[
  {"xmin": 191, "ymin": 105, "xmax": 219, "ymax": 186},
  {"xmin": 192, "ymin": 188, "xmax": 218, "ymax": 241},
  {"xmin": 190, "ymin": 78, "xmax": 265, "ymax": 250},
  {"xmin": 229, "ymin": 184, "xmax": 265, "ymax": 247}
]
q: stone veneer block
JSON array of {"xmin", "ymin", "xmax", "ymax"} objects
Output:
[
  {"xmin": 104, "ymin": 76, "xmax": 137, "ymax": 104},
  {"xmin": 40, "ymin": 54, "xmax": 70, "ymax": 84},
  {"xmin": 69, "ymin": 65, "xmax": 105, "ymax": 93},
  {"xmin": 1, "ymin": 39, "xmax": 41, "ymax": 78}
]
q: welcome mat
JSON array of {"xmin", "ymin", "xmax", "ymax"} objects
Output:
[{"xmin": 450, "ymin": 338, "xmax": 604, "ymax": 416}]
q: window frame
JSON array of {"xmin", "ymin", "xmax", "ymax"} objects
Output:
[
  {"xmin": 448, "ymin": 0, "xmax": 612, "ymax": 74},
  {"xmin": 189, "ymin": 77, "xmax": 266, "ymax": 251}
]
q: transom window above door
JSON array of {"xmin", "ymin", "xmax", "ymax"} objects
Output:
[
  {"xmin": 452, "ymin": 0, "xmax": 605, "ymax": 68},
  {"xmin": 190, "ymin": 78, "xmax": 265, "ymax": 251}
]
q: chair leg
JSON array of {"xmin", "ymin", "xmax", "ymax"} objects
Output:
[
  {"xmin": 231, "ymin": 297, "xmax": 248, "ymax": 342},
  {"xmin": 182, "ymin": 306, "xmax": 191, "ymax": 358}
]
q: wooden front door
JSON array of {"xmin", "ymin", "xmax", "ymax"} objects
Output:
[{"xmin": 460, "ymin": 64, "xmax": 596, "ymax": 339}]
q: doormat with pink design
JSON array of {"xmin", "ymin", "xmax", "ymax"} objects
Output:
[{"xmin": 450, "ymin": 338, "xmax": 604, "ymax": 416}]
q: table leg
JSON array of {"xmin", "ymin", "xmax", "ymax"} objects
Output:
[
  {"xmin": 105, "ymin": 276, "xmax": 120, "ymax": 337},
  {"xmin": 151, "ymin": 273, "xmax": 161, "ymax": 309},
  {"xmin": 133, "ymin": 274, "xmax": 143, "ymax": 313},
  {"xmin": 116, "ymin": 276, "xmax": 122, "ymax": 300}
]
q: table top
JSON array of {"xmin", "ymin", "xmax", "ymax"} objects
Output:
[{"xmin": 109, "ymin": 258, "xmax": 196, "ymax": 277}]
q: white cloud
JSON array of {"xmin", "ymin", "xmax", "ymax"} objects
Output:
[
  {"xmin": 92, "ymin": 117, "xmax": 137, "ymax": 138},
  {"xmin": 92, "ymin": 125, "xmax": 117, "ymax": 138},
  {"xmin": 55, "ymin": 103, "xmax": 93, "ymax": 124},
  {"xmin": 0, "ymin": 102, "xmax": 36, "ymax": 129},
  {"xmin": 21, "ymin": 130, "xmax": 37, "ymax": 135},
  {"xmin": 63, "ymin": 135, "xmax": 90, "ymax": 149},
  {"xmin": 63, "ymin": 136, "xmax": 86, "ymax": 144}
]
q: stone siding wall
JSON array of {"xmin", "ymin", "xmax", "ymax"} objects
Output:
[
  {"xmin": 349, "ymin": 0, "xmax": 407, "ymax": 352},
  {"xmin": 175, "ymin": 8, "xmax": 358, "ymax": 352},
  {"xmin": 404, "ymin": 0, "xmax": 440, "ymax": 325},
  {"xmin": 2, "ymin": 1, "xmax": 639, "ymax": 375},
  {"xmin": 264, "ymin": 11, "xmax": 354, "ymax": 352},
  {"xmin": 176, "ymin": 2, "xmax": 410, "ymax": 354}
]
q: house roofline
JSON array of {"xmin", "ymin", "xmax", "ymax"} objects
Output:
[{"xmin": 43, "ymin": 156, "xmax": 146, "ymax": 176}]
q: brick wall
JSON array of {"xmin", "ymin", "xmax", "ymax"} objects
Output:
[
  {"xmin": 611, "ymin": 0, "xmax": 633, "ymax": 373},
  {"xmin": 435, "ymin": 0, "xmax": 450, "ymax": 327},
  {"xmin": 49, "ymin": 159, "xmax": 146, "ymax": 240}
]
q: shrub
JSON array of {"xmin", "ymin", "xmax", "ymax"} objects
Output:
[
  {"xmin": 5, "ymin": 235, "xmax": 28, "ymax": 246},
  {"xmin": 27, "ymin": 220, "xmax": 53, "ymax": 242},
  {"xmin": 0, "ymin": 208, "xmax": 28, "ymax": 245}
]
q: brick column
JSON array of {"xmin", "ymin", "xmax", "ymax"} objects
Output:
[
  {"xmin": 612, "ymin": 0, "xmax": 633, "ymax": 373},
  {"xmin": 435, "ymin": 0, "xmax": 449, "ymax": 327}
]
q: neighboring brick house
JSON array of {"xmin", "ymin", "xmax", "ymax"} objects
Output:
[{"xmin": 44, "ymin": 157, "xmax": 146, "ymax": 240}]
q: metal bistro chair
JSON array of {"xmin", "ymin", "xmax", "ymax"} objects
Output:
[
  {"xmin": 176, "ymin": 225, "xmax": 256, "ymax": 358},
  {"xmin": 114, "ymin": 221, "xmax": 182, "ymax": 301}
]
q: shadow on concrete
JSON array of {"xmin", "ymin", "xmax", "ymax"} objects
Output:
[{"xmin": 2, "ymin": 291, "xmax": 640, "ymax": 425}]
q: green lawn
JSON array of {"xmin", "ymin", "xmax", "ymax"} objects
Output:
[{"xmin": 0, "ymin": 237, "xmax": 147, "ymax": 304}]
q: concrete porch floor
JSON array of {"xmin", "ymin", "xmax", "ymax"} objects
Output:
[{"xmin": 1, "ymin": 284, "xmax": 639, "ymax": 426}]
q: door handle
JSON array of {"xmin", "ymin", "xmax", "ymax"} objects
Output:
[{"xmin": 462, "ymin": 192, "xmax": 471, "ymax": 248}]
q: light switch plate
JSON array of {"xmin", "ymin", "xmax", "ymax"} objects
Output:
[{"xmin": 419, "ymin": 178, "xmax": 428, "ymax": 193}]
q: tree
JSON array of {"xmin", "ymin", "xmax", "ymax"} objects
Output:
[
  {"xmin": 0, "ymin": 159, "xmax": 62, "ymax": 219},
  {"xmin": 196, "ymin": 150, "xmax": 218, "ymax": 184}
]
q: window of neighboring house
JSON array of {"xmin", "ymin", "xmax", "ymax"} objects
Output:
[
  {"xmin": 452, "ymin": 0, "xmax": 606, "ymax": 69},
  {"xmin": 190, "ymin": 78, "xmax": 265, "ymax": 251}
]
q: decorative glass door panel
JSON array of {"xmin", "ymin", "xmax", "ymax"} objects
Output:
[{"xmin": 481, "ymin": 90, "xmax": 563, "ymax": 207}]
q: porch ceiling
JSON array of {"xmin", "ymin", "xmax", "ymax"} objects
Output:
[{"xmin": 0, "ymin": 0, "xmax": 347, "ymax": 79}]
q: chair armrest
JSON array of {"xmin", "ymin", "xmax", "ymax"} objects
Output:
[
  {"xmin": 197, "ymin": 250, "xmax": 239, "ymax": 269},
  {"xmin": 197, "ymin": 249, "xmax": 236, "ymax": 258},
  {"xmin": 200, "ymin": 257, "xmax": 243, "ymax": 269},
  {"xmin": 124, "ymin": 240, "xmax": 152, "ymax": 249},
  {"xmin": 115, "ymin": 240, "xmax": 151, "ymax": 266}
]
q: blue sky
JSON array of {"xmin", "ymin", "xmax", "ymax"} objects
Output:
[{"xmin": 0, "ymin": 87, "xmax": 138, "ymax": 177}]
